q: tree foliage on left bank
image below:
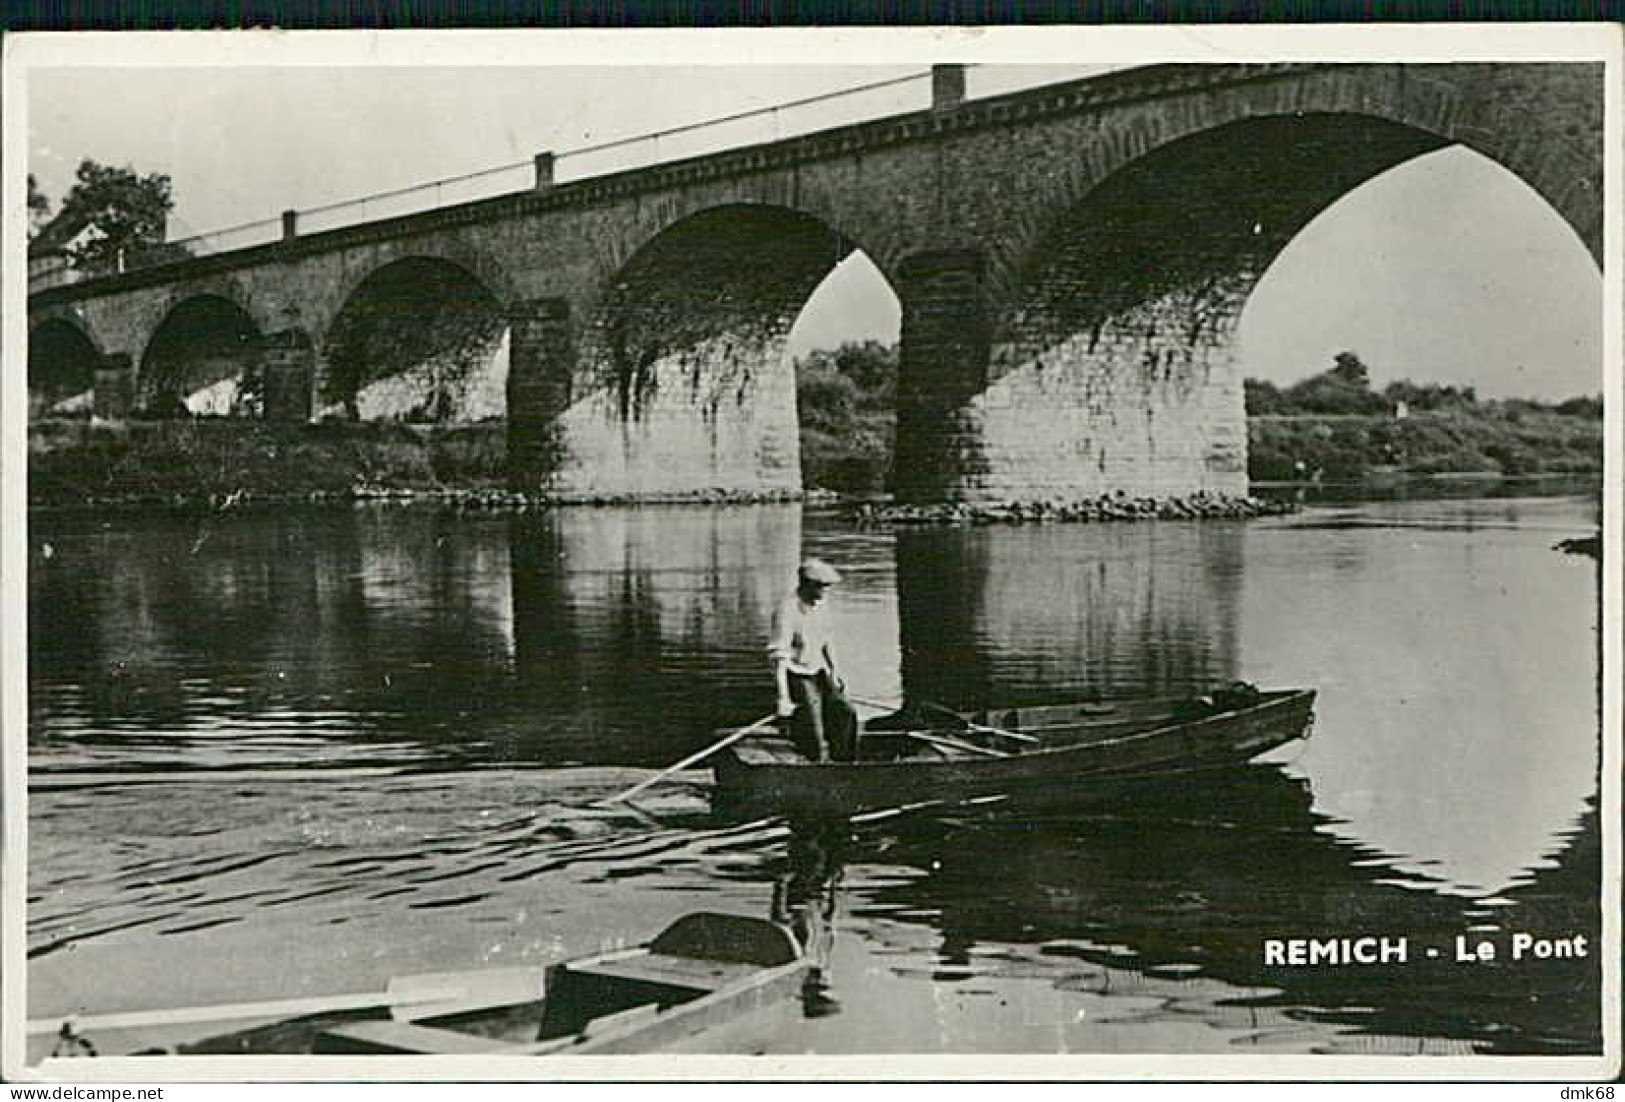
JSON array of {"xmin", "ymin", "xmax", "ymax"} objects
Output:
[{"xmin": 30, "ymin": 160, "xmax": 179, "ymax": 274}]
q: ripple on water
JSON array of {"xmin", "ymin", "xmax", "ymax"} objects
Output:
[{"xmin": 25, "ymin": 500, "xmax": 1603, "ymax": 1055}]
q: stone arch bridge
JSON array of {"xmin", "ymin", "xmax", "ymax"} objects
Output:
[{"xmin": 26, "ymin": 63, "xmax": 1603, "ymax": 502}]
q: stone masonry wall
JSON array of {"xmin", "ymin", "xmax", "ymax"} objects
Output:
[
  {"xmin": 318, "ymin": 318, "xmax": 508, "ymax": 423},
  {"xmin": 966, "ymin": 284, "xmax": 1252, "ymax": 501},
  {"xmin": 535, "ymin": 206, "xmax": 839, "ymax": 498},
  {"xmin": 549, "ymin": 328, "xmax": 802, "ymax": 499}
]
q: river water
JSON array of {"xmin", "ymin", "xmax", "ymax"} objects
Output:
[{"xmin": 25, "ymin": 492, "xmax": 1603, "ymax": 1061}]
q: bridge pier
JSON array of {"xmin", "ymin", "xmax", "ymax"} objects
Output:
[
  {"xmin": 260, "ymin": 328, "xmax": 314, "ymax": 422},
  {"xmin": 93, "ymin": 354, "xmax": 134, "ymax": 421},
  {"xmin": 891, "ymin": 249, "xmax": 1250, "ymax": 504},
  {"xmin": 507, "ymin": 298, "xmax": 574, "ymax": 491},
  {"xmin": 967, "ymin": 278, "xmax": 1252, "ymax": 502},
  {"xmin": 892, "ymin": 250, "xmax": 992, "ymax": 503},
  {"xmin": 543, "ymin": 321, "xmax": 802, "ymax": 500}
]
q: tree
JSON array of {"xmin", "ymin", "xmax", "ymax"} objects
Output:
[
  {"xmin": 794, "ymin": 341, "xmax": 898, "ymax": 493},
  {"xmin": 1384, "ymin": 379, "xmax": 1477, "ymax": 412},
  {"xmin": 1329, "ymin": 350, "xmax": 1370, "ymax": 388},
  {"xmin": 1276, "ymin": 351, "xmax": 1389, "ymax": 415},
  {"xmin": 1554, "ymin": 395, "xmax": 1603, "ymax": 419},
  {"xmin": 828, "ymin": 340, "xmax": 898, "ymax": 403},
  {"xmin": 27, "ymin": 173, "xmax": 51, "ymax": 237},
  {"xmin": 57, "ymin": 159, "xmax": 174, "ymax": 274},
  {"xmin": 1243, "ymin": 377, "xmax": 1284, "ymax": 415}
]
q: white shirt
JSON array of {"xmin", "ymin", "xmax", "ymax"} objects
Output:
[{"xmin": 768, "ymin": 593, "xmax": 835, "ymax": 676}]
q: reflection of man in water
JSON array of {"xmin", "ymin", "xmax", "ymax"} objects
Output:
[
  {"xmin": 772, "ymin": 819, "xmax": 846, "ymax": 1019},
  {"xmin": 769, "ymin": 558, "xmax": 860, "ymax": 762}
]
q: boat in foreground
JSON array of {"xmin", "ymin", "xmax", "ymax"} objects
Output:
[
  {"xmin": 713, "ymin": 685, "xmax": 1316, "ymax": 817},
  {"xmin": 35, "ymin": 913, "xmax": 808, "ymax": 1060}
]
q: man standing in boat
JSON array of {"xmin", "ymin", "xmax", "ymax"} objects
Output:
[{"xmin": 769, "ymin": 558, "xmax": 860, "ymax": 762}]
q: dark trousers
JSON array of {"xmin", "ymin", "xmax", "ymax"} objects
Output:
[{"xmin": 786, "ymin": 670, "xmax": 860, "ymax": 762}]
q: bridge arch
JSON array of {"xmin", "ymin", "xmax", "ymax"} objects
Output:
[
  {"xmin": 312, "ymin": 239, "xmax": 519, "ymax": 328},
  {"xmin": 138, "ymin": 294, "xmax": 266, "ymax": 417},
  {"xmin": 29, "ymin": 315, "xmax": 103, "ymax": 419},
  {"xmin": 919, "ymin": 87, "xmax": 1601, "ymax": 503},
  {"xmin": 537, "ymin": 202, "xmax": 891, "ymax": 497},
  {"xmin": 319, "ymin": 254, "xmax": 509, "ymax": 422},
  {"xmin": 1002, "ymin": 66, "xmax": 1601, "ymax": 280},
  {"xmin": 592, "ymin": 174, "xmax": 906, "ymax": 292},
  {"xmin": 592, "ymin": 203, "xmax": 864, "ymax": 406}
]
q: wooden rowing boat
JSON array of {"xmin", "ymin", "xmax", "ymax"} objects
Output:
[
  {"xmin": 36, "ymin": 913, "xmax": 809, "ymax": 1059},
  {"xmin": 712, "ymin": 685, "xmax": 1316, "ymax": 818},
  {"xmin": 315, "ymin": 912, "xmax": 809, "ymax": 1056}
]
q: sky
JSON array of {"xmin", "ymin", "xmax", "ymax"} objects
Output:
[{"xmin": 26, "ymin": 60, "xmax": 1604, "ymax": 400}]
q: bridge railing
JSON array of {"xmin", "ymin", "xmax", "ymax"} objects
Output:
[
  {"xmin": 125, "ymin": 216, "xmax": 286, "ymax": 270},
  {"xmin": 553, "ymin": 71, "xmax": 930, "ymax": 182},
  {"xmin": 57, "ymin": 70, "xmax": 934, "ymax": 290},
  {"xmin": 297, "ymin": 161, "xmax": 536, "ymax": 236},
  {"xmin": 36, "ymin": 64, "xmax": 1139, "ymax": 291}
]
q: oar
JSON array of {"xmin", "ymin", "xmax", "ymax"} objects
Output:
[
  {"xmin": 846, "ymin": 693, "xmax": 1037, "ymax": 743},
  {"xmin": 919, "ymin": 702, "xmax": 1040, "ymax": 745},
  {"xmin": 26, "ymin": 966, "xmax": 547, "ymax": 1037},
  {"xmin": 903, "ymin": 731, "xmax": 1010, "ymax": 759},
  {"xmin": 594, "ymin": 712, "xmax": 778, "ymax": 807},
  {"xmin": 846, "ymin": 693, "xmax": 903, "ymax": 714},
  {"xmin": 847, "ymin": 693, "xmax": 1038, "ymax": 747}
]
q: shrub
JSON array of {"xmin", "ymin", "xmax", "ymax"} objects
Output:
[
  {"xmin": 1555, "ymin": 395, "xmax": 1603, "ymax": 419},
  {"xmin": 795, "ymin": 342, "xmax": 898, "ymax": 493}
]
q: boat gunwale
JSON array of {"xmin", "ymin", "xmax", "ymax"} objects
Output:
[
  {"xmin": 721, "ymin": 688, "xmax": 1316, "ymax": 776},
  {"xmin": 559, "ymin": 956, "xmax": 810, "ymax": 1055}
]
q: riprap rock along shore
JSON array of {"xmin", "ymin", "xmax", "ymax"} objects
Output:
[{"xmin": 852, "ymin": 493, "xmax": 1297, "ymax": 525}]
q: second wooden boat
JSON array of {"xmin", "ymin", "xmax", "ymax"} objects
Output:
[{"xmin": 34, "ymin": 913, "xmax": 809, "ymax": 1060}]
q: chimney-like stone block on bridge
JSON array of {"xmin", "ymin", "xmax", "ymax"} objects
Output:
[
  {"xmin": 932, "ymin": 64, "xmax": 967, "ymax": 110},
  {"xmin": 93, "ymin": 354, "xmax": 134, "ymax": 421}
]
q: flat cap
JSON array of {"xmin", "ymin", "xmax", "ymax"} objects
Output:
[{"xmin": 798, "ymin": 557, "xmax": 841, "ymax": 585}]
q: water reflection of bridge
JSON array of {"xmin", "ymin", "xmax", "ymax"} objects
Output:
[
  {"xmin": 894, "ymin": 522, "xmax": 1243, "ymax": 708},
  {"xmin": 31, "ymin": 503, "xmax": 1249, "ymax": 768},
  {"xmin": 773, "ymin": 773, "xmax": 1600, "ymax": 1056},
  {"xmin": 507, "ymin": 510, "xmax": 1249, "ymax": 760}
]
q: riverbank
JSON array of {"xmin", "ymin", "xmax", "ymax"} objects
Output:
[
  {"xmin": 1247, "ymin": 408, "xmax": 1602, "ymax": 481},
  {"xmin": 28, "ymin": 419, "xmax": 508, "ymax": 508},
  {"xmin": 26, "ymin": 416, "xmax": 1603, "ymax": 516},
  {"xmin": 27, "ymin": 419, "xmax": 812, "ymax": 510},
  {"xmin": 25, "ymin": 422, "xmax": 1288, "ymax": 521}
]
